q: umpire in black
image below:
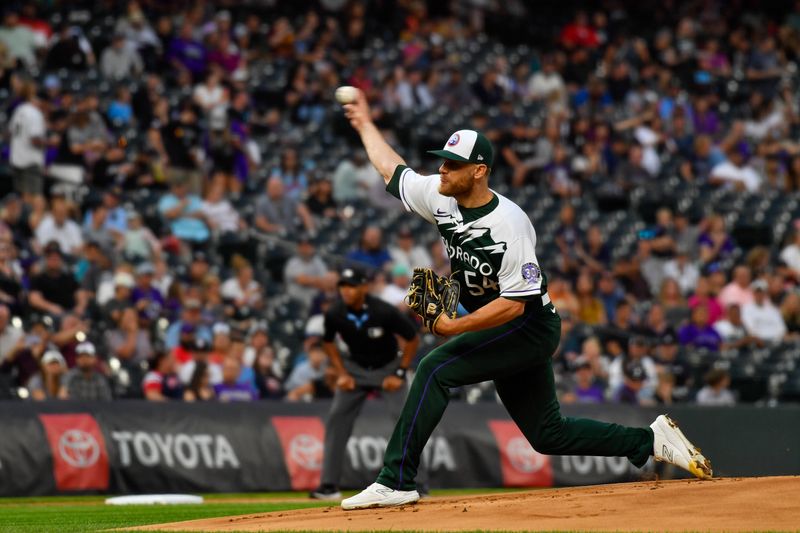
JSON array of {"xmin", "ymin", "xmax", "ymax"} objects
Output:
[{"xmin": 310, "ymin": 265, "xmax": 420, "ymax": 500}]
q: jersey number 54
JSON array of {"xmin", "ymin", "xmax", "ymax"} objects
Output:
[{"xmin": 464, "ymin": 271, "xmax": 498, "ymax": 296}]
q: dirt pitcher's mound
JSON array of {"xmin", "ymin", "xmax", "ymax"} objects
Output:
[{"xmin": 136, "ymin": 476, "xmax": 800, "ymax": 532}]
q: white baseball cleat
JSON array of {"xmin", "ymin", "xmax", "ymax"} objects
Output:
[
  {"xmin": 651, "ymin": 414, "xmax": 713, "ymax": 479},
  {"xmin": 341, "ymin": 482, "xmax": 420, "ymax": 510}
]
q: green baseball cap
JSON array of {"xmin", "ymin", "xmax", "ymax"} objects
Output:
[{"xmin": 428, "ymin": 129, "xmax": 494, "ymax": 168}]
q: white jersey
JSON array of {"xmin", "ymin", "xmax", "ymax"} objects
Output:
[
  {"xmin": 9, "ymin": 102, "xmax": 45, "ymax": 169},
  {"xmin": 387, "ymin": 165, "xmax": 545, "ymax": 311}
]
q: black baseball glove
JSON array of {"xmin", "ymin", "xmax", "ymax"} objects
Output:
[{"xmin": 406, "ymin": 268, "xmax": 460, "ymax": 335}]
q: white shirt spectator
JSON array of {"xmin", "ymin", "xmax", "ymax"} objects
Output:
[
  {"xmin": 713, "ymin": 319, "xmax": 747, "ymax": 343},
  {"xmin": 379, "ymin": 283, "xmax": 407, "ymax": 308},
  {"xmin": 100, "ymin": 42, "xmax": 143, "ymax": 80},
  {"xmin": 35, "ymin": 215, "xmax": 83, "ymax": 254},
  {"xmin": 283, "ymin": 255, "xmax": 328, "ymax": 308},
  {"xmin": 710, "ymin": 160, "xmax": 761, "ymax": 192},
  {"xmin": 0, "ymin": 323, "xmax": 23, "ymax": 363},
  {"xmin": 0, "ymin": 24, "xmax": 39, "ymax": 68},
  {"xmin": 741, "ymin": 299, "xmax": 787, "ymax": 343},
  {"xmin": 193, "ymin": 83, "xmax": 228, "ymax": 130},
  {"xmin": 221, "ymin": 277, "xmax": 261, "ymax": 306},
  {"xmin": 696, "ymin": 386, "xmax": 736, "ymax": 406},
  {"xmin": 9, "ymin": 102, "xmax": 45, "ymax": 169},
  {"xmin": 744, "ymin": 106, "xmax": 786, "ymax": 141},
  {"xmin": 779, "ymin": 241, "xmax": 800, "ymax": 275},
  {"xmin": 202, "ymin": 198, "xmax": 240, "ymax": 233},
  {"xmin": 396, "ymin": 80, "xmax": 433, "ymax": 111},
  {"xmin": 388, "ymin": 244, "xmax": 433, "ymax": 270},
  {"xmin": 178, "ymin": 360, "xmax": 223, "ymax": 385},
  {"xmin": 284, "ymin": 359, "xmax": 326, "ymax": 391},
  {"xmin": 634, "ymin": 126, "xmax": 662, "ymax": 176},
  {"xmin": 527, "ymin": 71, "xmax": 567, "ymax": 113},
  {"xmin": 662, "ymin": 258, "xmax": 700, "ymax": 296}
]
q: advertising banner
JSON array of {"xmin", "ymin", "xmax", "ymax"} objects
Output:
[{"xmin": 0, "ymin": 402, "xmax": 796, "ymax": 495}]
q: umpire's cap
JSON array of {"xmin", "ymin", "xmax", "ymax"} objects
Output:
[
  {"xmin": 338, "ymin": 265, "xmax": 368, "ymax": 286},
  {"xmin": 428, "ymin": 129, "xmax": 494, "ymax": 167}
]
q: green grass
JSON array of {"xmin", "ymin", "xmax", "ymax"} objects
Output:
[{"xmin": 0, "ymin": 500, "xmax": 330, "ymax": 533}]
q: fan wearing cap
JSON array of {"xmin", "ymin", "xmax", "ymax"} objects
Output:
[
  {"xmin": 59, "ymin": 342, "xmax": 112, "ymax": 401},
  {"xmin": 28, "ymin": 349, "xmax": 67, "ymax": 400},
  {"xmin": 613, "ymin": 359, "xmax": 648, "ymax": 405},
  {"xmin": 741, "ymin": 278, "xmax": 787, "ymax": 344},
  {"xmin": 338, "ymin": 88, "xmax": 712, "ymax": 510},
  {"xmin": 309, "ymin": 265, "xmax": 420, "ymax": 501}
]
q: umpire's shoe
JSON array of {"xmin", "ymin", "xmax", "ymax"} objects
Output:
[
  {"xmin": 309, "ymin": 485, "xmax": 342, "ymax": 501},
  {"xmin": 651, "ymin": 414, "xmax": 713, "ymax": 479},
  {"xmin": 341, "ymin": 482, "xmax": 419, "ymax": 510}
]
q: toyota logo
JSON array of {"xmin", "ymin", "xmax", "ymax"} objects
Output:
[
  {"xmin": 58, "ymin": 429, "xmax": 100, "ymax": 468},
  {"xmin": 288, "ymin": 434, "xmax": 323, "ymax": 470},
  {"xmin": 506, "ymin": 437, "xmax": 545, "ymax": 473}
]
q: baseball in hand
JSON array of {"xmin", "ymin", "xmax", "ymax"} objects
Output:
[{"xmin": 335, "ymin": 86, "xmax": 359, "ymax": 105}]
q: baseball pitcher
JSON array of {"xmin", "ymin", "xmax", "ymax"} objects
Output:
[{"xmin": 338, "ymin": 89, "xmax": 712, "ymax": 510}]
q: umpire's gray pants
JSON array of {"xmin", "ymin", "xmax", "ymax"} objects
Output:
[{"xmin": 320, "ymin": 360, "xmax": 428, "ymax": 488}]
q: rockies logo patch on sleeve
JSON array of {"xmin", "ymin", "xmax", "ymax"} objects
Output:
[{"xmin": 521, "ymin": 263, "xmax": 541, "ymax": 285}]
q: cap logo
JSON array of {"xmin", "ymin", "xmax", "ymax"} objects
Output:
[
  {"xmin": 447, "ymin": 133, "xmax": 460, "ymax": 146},
  {"xmin": 343, "ymin": 269, "xmax": 353, "ymax": 278},
  {"xmin": 477, "ymin": 154, "xmax": 484, "ymax": 161}
]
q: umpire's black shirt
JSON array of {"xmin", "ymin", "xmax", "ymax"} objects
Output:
[{"xmin": 323, "ymin": 295, "xmax": 417, "ymax": 369}]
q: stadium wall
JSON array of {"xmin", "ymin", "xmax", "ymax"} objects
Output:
[{"xmin": 0, "ymin": 402, "xmax": 797, "ymax": 496}]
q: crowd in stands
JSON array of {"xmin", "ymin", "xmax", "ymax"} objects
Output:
[{"xmin": 0, "ymin": 0, "xmax": 800, "ymax": 406}]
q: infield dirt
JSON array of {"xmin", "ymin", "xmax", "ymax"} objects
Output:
[{"xmin": 134, "ymin": 476, "xmax": 800, "ymax": 532}]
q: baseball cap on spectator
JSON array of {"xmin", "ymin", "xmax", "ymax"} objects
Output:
[
  {"xmin": 251, "ymin": 319, "xmax": 268, "ymax": 333},
  {"xmin": 297, "ymin": 233, "xmax": 314, "ymax": 246},
  {"xmin": 428, "ymin": 130, "xmax": 495, "ymax": 168},
  {"xmin": 180, "ymin": 323, "xmax": 196, "ymax": 335},
  {"xmin": 338, "ymin": 266, "xmax": 368, "ymax": 286},
  {"xmin": 658, "ymin": 333, "xmax": 678, "ymax": 346},
  {"xmin": 2, "ymin": 192, "xmax": 20, "ymax": 206},
  {"xmin": 391, "ymin": 263, "xmax": 410, "ymax": 278},
  {"xmin": 136, "ymin": 262, "xmax": 155, "ymax": 276},
  {"xmin": 76, "ymin": 341, "xmax": 96, "ymax": 356},
  {"xmin": 623, "ymin": 359, "xmax": 646, "ymax": 382},
  {"xmin": 184, "ymin": 298, "xmax": 202, "ymax": 310},
  {"xmin": 397, "ymin": 226, "xmax": 413, "ymax": 239},
  {"xmin": 42, "ymin": 349, "xmax": 66, "ymax": 366},
  {"xmin": 30, "ymin": 314, "xmax": 54, "ymax": 331},
  {"xmin": 629, "ymin": 335, "xmax": 650, "ymax": 348},
  {"xmin": 232, "ymin": 68, "xmax": 248, "ymax": 82},
  {"xmin": 114, "ymin": 272, "xmax": 135, "ymax": 288},
  {"xmin": 43, "ymin": 241, "xmax": 62, "ymax": 256},
  {"xmin": 192, "ymin": 251, "xmax": 209, "ymax": 264},
  {"xmin": 213, "ymin": 322, "xmax": 231, "ymax": 336},
  {"xmin": 572, "ymin": 356, "xmax": 592, "ymax": 371},
  {"xmin": 50, "ymin": 184, "xmax": 69, "ymax": 198},
  {"xmin": 194, "ymin": 338, "xmax": 210, "ymax": 352},
  {"xmin": 751, "ymin": 279, "xmax": 768, "ymax": 292},
  {"xmin": 44, "ymin": 74, "xmax": 60, "ymax": 90},
  {"xmin": 227, "ymin": 327, "xmax": 247, "ymax": 343}
]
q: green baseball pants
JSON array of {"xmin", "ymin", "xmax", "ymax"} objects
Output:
[{"xmin": 376, "ymin": 303, "xmax": 654, "ymax": 490}]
